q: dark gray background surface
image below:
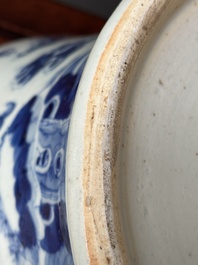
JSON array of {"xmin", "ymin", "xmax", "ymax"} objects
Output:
[{"xmin": 57, "ymin": 0, "xmax": 121, "ymax": 19}]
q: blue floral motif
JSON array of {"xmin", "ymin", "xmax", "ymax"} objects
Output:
[{"xmin": 0, "ymin": 36, "xmax": 96, "ymax": 265}]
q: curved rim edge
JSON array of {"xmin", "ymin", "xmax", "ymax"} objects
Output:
[{"xmin": 66, "ymin": 0, "xmax": 185, "ymax": 264}]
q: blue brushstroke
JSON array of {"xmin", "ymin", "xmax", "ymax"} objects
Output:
[
  {"xmin": 8, "ymin": 97, "xmax": 37, "ymax": 145},
  {"xmin": 0, "ymin": 48, "xmax": 15, "ymax": 57},
  {"xmin": 9, "ymin": 97, "xmax": 37, "ymax": 249},
  {"xmin": 45, "ymin": 73, "xmax": 79, "ymax": 119},
  {"xmin": 40, "ymin": 204, "xmax": 63, "ymax": 253},
  {"xmin": 17, "ymin": 38, "xmax": 64, "ymax": 58},
  {"xmin": 16, "ymin": 38, "xmax": 93, "ymax": 85},
  {"xmin": 0, "ymin": 36, "xmax": 95, "ymax": 265},
  {"xmin": 0, "ymin": 102, "xmax": 15, "ymax": 129}
]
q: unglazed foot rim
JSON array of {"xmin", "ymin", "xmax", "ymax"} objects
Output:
[{"xmin": 67, "ymin": 0, "xmax": 187, "ymax": 264}]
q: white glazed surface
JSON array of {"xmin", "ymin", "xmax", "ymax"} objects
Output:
[
  {"xmin": 67, "ymin": 0, "xmax": 198, "ymax": 264},
  {"xmin": 66, "ymin": 1, "xmax": 133, "ymax": 264},
  {"xmin": 119, "ymin": 0, "xmax": 198, "ymax": 264}
]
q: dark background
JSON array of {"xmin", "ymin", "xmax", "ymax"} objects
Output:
[
  {"xmin": 0, "ymin": 0, "xmax": 121, "ymax": 44},
  {"xmin": 57, "ymin": 0, "xmax": 121, "ymax": 19}
]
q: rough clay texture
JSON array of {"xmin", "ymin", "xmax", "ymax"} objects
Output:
[{"xmin": 81, "ymin": 0, "xmax": 185, "ymax": 264}]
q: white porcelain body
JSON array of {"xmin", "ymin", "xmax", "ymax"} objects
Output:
[
  {"xmin": 67, "ymin": 0, "xmax": 198, "ymax": 264},
  {"xmin": 1, "ymin": 0, "xmax": 198, "ymax": 265}
]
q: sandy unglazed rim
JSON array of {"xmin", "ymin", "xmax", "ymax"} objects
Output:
[{"xmin": 80, "ymin": 0, "xmax": 186, "ymax": 264}]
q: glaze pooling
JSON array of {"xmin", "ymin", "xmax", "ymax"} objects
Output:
[{"xmin": 0, "ymin": 36, "xmax": 95, "ymax": 265}]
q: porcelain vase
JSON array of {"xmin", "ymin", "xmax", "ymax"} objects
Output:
[
  {"xmin": 1, "ymin": 0, "xmax": 198, "ymax": 265},
  {"xmin": 0, "ymin": 36, "xmax": 96, "ymax": 265}
]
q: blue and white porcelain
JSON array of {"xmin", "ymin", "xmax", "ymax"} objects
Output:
[
  {"xmin": 1, "ymin": 1, "xmax": 197, "ymax": 265},
  {"xmin": 0, "ymin": 36, "xmax": 96, "ymax": 265}
]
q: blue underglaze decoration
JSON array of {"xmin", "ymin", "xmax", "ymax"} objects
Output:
[
  {"xmin": 0, "ymin": 38, "xmax": 61, "ymax": 58},
  {"xmin": 46, "ymin": 48, "xmax": 90, "ymax": 94},
  {"xmin": 16, "ymin": 54, "xmax": 53, "ymax": 85},
  {"xmin": 16, "ymin": 38, "xmax": 93, "ymax": 86},
  {"xmin": 0, "ymin": 49, "xmax": 15, "ymax": 57},
  {"xmin": 16, "ymin": 38, "xmax": 64, "ymax": 58},
  {"xmin": 0, "ymin": 36, "xmax": 96, "ymax": 265},
  {"xmin": 0, "ymin": 102, "xmax": 15, "ymax": 129}
]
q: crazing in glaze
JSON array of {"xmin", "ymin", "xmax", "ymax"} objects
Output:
[{"xmin": 0, "ymin": 36, "xmax": 95, "ymax": 265}]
